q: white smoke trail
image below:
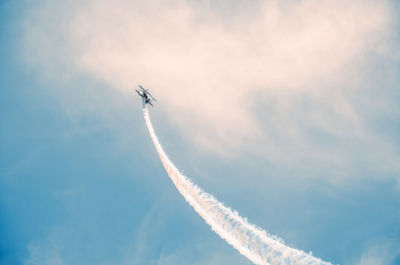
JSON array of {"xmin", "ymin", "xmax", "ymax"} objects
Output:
[{"xmin": 143, "ymin": 104, "xmax": 333, "ymax": 265}]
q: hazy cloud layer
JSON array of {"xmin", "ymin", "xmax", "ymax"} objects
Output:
[{"xmin": 22, "ymin": 0, "xmax": 400, "ymax": 183}]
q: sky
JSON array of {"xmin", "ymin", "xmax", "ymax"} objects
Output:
[{"xmin": 1, "ymin": 0, "xmax": 400, "ymax": 264}]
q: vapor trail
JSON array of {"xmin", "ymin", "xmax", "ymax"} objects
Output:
[{"xmin": 143, "ymin": 104, "xmax": 332, "ymax": 265}]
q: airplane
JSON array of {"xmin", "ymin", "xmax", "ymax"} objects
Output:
[{"xmin": 135, "ymin": 85, "xmax": 157, "ymax": 106}]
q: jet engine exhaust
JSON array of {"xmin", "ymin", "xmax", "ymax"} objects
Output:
[{"xmin": 142, "ymin": 103, "xmax": 332, "ymax": 265}]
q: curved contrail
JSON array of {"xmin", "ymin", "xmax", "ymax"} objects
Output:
[{"xmin": 142, "ymin": 104, "xmax": 332, "ymax": 265}]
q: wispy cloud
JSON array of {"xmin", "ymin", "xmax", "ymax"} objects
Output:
[
  {"xmin": 355, "ymin": 240, "xmax": 400, "ymax": 265},
  {"xmin": 21, "ymin": 0, "xmax": 400, "ymax": 184}
]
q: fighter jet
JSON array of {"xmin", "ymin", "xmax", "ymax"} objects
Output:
[{"xmin": 135, "ymin": 85, "xmax": 157, "ymax": 106}]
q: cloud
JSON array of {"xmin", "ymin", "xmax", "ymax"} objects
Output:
[
  {"xmin": 355, "ymin": 241, "xmax": 400, "ymax": 265},
  {"xmin": 21, "ymin": 0, "xmax": 400, "ymax": 183}
]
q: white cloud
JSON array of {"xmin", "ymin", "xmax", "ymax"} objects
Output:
[
  {"xmin": 21, "ymin": 0, "xmax": 400, "ymax": 183},
  {"xmin": 72, "ymin": 0, "xmax": 391, "ymax": 144}
]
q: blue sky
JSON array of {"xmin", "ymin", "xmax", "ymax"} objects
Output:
[{"xmin": 1, "ymin": 0, "xmax": 400, "ymax": 264}]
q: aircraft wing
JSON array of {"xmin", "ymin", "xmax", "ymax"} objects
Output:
[
  {"xmin": 138, "ymin": 85, "xmax": 148, "ymax": 92},
  {"xmin": 135, "ymin": 89, "xmax": 142, "ymax": 96},
  {"xmin": 144, "ymin": 90, "xmax": 157, "ymax": 102}
]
